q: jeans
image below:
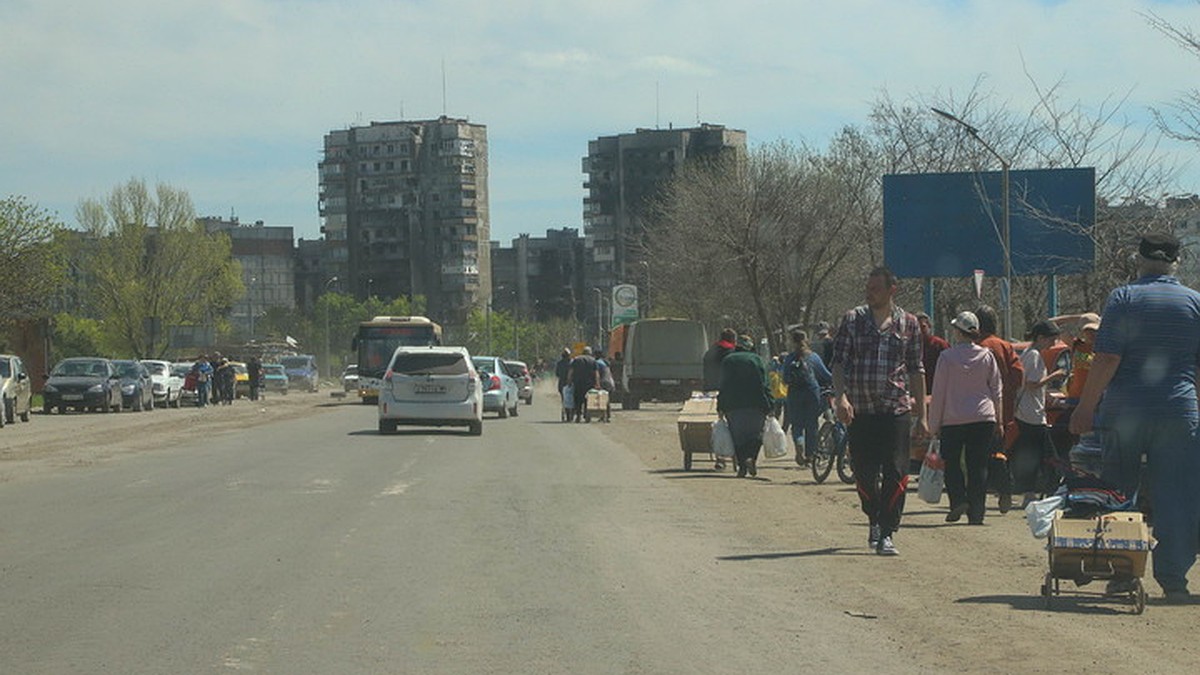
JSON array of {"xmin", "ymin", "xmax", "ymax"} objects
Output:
[
  {"xmin": 939, "ymin": 422, "xmax": 994, "ymax": 522},
  {"xmin": 196, "ymin": 381, "xmax": 210, "ymax": 407},
  {"xmin": 785, "ymin": 394, "xmax": 822, "ymax": 458},
  {"xmin": 1104, "ymin": 414, "xmax": 1200, "ymax": 592},
  {"xmin": 848, "ymin": 413, "xmax": 911, "ymax": 537}
]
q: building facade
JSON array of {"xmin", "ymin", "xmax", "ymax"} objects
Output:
[
  {"xmin": 199, "ymin": 217, "xmax": 297, "ymax": 340},
  {"xmin": 582, "ymin": 124, "xmax": 747, "ymax": 294},
  {"xmin": 490, "ymin": 228, "xmax": 586, "ymax": 322},
  {"xmin": 319, "ymin": 117, "xmax": 490, "ymax": 325}
]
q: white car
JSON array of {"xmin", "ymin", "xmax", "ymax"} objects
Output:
[
  {"xmin": 0, "ymin": 353, "xmax": 33, "ymax": 427},
  {"xmin": 378, "ymin": 346, "xmax": 483, "ymax": 436},
  {"xmin": 141, "ymin": 359, "xmax": 184, "ymax": 408},
  {"xmin": 342, "ymin": 364, "xmax": 359, "ymax": 392}
]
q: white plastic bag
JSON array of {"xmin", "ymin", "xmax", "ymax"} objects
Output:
[
  {"xmin": 561, "ymin": 384, "xmax": 574, "ymax": 409},
  {"xmin": 1024, "ymin": 494, "xmax": 1064, "ymax": 539},
  {"xmin": 917, "ymin": 439, "xmax": 945, "ymax": 504},
  {"xmin": 711, "ymin": 419, "xmax": 735, "ymax": 458},
  {"xmin": 762, "ymin": 416, "xmax": 791, "ymax": 459}
]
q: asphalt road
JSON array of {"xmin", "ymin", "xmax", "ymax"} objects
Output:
[{"xmin": 0, "ymin": 394, "xmax": 906, "ymax": 674}]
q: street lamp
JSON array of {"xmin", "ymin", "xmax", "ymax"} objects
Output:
[
  {"xmin": 248, "ymin": 276, "xmax": 257, "ymax": 338},
  {"xmin": 323, "ymin": 276, "xmax": 339, "ymax": 378},
  {"xmin": 638, "ymin": 260, "xmax": 651, "ymax": 318},
  {"xmin": 932, "ymin": 107, "xmax": 1012, "ymax": 338},
  {"xmin": 592, "ymin": 287, "xmax": 604, "ymax": 348}
]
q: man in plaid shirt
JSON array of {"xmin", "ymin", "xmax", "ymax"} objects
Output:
[{"xmin": 831, "ymin": 266, "xmax": 929, "ymax": 556}]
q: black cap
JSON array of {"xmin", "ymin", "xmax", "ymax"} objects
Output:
[
  {"xmin": 1139, "ymin": 233, "xmax": 1180, "ymax": 262},
  {"xmin": 1025, "ymin": 319, "xmax": 1061, "ymax": 341}
]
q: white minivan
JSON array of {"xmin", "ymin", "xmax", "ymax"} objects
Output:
[{"xmin": 378, "ymin": 346, "xmax": 483, "ymax": 436}]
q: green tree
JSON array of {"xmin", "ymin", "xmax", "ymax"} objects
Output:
[
  {"xmin": 74, "ymin": 179, "xmax": 242, "ymax": 358},
  {"xmin": 0, "ymin": 196, "xmax": 67, "ymax": 325},
  {"xmin": 48, "ymin": 312, "xmax": 104, "ymax": 363}
]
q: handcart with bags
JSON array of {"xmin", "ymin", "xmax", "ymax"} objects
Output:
[{"xmin": 1028, "ymin": 462, "xmax": 1151, "ymax": 614}]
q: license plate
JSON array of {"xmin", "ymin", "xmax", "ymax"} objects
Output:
[
  {"xmin": 661, "ymin": 379, "xmax": 680, "ymax": 385},
  {"xmin": 62, "ymin": 394, "xmax": 84, "ymax": 401},
  {"xmin": 413, "ymin": 384, "xmax": 446, "ymax": 394}
]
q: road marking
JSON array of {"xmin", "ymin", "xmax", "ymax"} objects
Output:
[{"xmin": 380, "ymin": 480, "xmax": 413, "ymax": 496}]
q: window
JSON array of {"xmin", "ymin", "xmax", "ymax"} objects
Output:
[{"xmin": 391, "ymin": 353, "xmax": 468, "ymax": 376}]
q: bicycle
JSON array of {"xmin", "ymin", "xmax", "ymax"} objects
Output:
[{"xmin": 811, "ymin": 406, "xmax": 854, "ymax": 484}]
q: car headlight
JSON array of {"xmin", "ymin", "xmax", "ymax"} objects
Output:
[
  {"xmin": 121, "ymin": 384, "xmax": 135, "ymax": 394},
  {"xmin": 88, "ymin": 383, "xmax": 104, "ymax": 393}
]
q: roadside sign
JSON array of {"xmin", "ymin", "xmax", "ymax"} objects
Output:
[{"xmin": 612, "ymin": 284, "xmax": 638, "ymax": 327}]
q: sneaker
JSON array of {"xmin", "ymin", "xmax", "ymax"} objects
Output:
[
  {"xmin": 998, "ymin": 493, "xmax": 1013, "ymax": 514},
  {"xmin": 876, "ymin": 535, "xmax": 899, "ymax": 556},
  {"xmin": 736, "ymin": 461, "xmax": 747, "ymax": 478},
  {"xmin": 714, "ymin": 460, "xmax": 725, "ymax": 471},
  {"xmin": 868, "ymin": 524, "xmax": 881, "ymax": 549},
  {"xmin": 945, "ymin": 504, "xmax": 969, "ymax": 523}
]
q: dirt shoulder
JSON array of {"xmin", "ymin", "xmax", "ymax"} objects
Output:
[
  {"xmin": 0, "ymin": 391, "xmax": 351, "ymax": 483},
  {"xmin": 597, "ymin": 399, "xmax": 1200, "ymax": 674}
]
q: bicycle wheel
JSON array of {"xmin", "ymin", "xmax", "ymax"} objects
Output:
[
  {"xmin": 810, "ymin": 423, "xmax": 836, "ymax": 483},
  {"xmin": 836, "ymin": 435, "xmax": 855, "ymax": 484}
]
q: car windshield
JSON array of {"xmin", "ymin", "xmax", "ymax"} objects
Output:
[
  {"xmin": 264, "ymin": 365, "xmax": 286, "ymax": 375},
  {"xmin": 280, "ymin": 356, "xmax": 310, "ymax": 369},
  {"xmin": 116, "ymin": 362, "xmax": 142, "ymax": 378},
  {"xmin": 52, "ymin": 360, "xmax": 106, "ymax": 377},
  {"xmin": 171, "ymin": 365, "xmax": 190, "ymax": 377},
  {"xmin": 0, "ymin": 361, "xmax": 9, "ymax": 378},
  {"xmin": 394, "ymin": 353, "xmax": 468, "ymax": 376},
  {"xmin": 143, "ymin": 362, "xmax": 167, "ymax": 376}
]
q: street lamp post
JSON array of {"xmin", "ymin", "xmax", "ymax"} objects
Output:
[
  {"xmin": 932, "ymin": 107, "xmax": 1012, "ymax": 338},
  {"xmin": 248, "ymin": 276, "xmax": 257, "ymax": 339},
  {"xmin": 323, "ymin": 276, "xmax": 339, "ymax": 378},
  {"xmin": 639, "ymin": 260, "xmax": 651, "ymax": 318},
  {"xmin": 592, "ymin": 287, "xmax": 603, "ymax": 348}
]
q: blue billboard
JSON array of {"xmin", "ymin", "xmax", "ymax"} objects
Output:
[{"xmin": 883, "ymin": 167, "xmax": 1095, "ymax": 278}]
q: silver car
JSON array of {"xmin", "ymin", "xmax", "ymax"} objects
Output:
[
  {"xmin": 0, "ymin": 354, "xmax": 33, "ymax": 427},
  {"xmin": 472, "ymin": 355, "xmax": 520, "ymax": 419}
]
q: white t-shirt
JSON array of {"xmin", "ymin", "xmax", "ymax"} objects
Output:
[{"xmin": 1016, "ymin": 346, "xmax": 1047, "ymax": 425}]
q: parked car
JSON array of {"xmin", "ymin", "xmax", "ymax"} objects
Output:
[
  {"xmin": 42, "ymin": 357, "xmax": 122, "ymax": 414},
  {"xmin": 0, "ymin": 353, "xmax": 33, "ymax": 427},
  {"xmin": 342, "ymin": 364, "xmax": 359, "ymax": 392},
  {"xmin": 472, "ymin": 355, "xmax": 520, "ymax": 419},
  {"xmin": 261, "ymin": 363, "xmax": 289, "ymax": 395},
  {"xmin": 230, "ymin": 361, "xmax": 250, "ymax": 399},
  {"xmin": 140, "ymin": 359, "xmax": 183, "ymax": 408},
  {"xmin": 280, "ymin": 354, "xmax": 319, "ymax": 392},
  {"xmin": 379, "ymin": 346, "xmax": 482, "ymax": 435},
  {"xmin": 113, "ymin": 360, "xmax": 155, "ymax": 411},
  {"xmin": 504, "ymin": 359, "xmax": 533, "ymax": 404},
  {"xmin": 172, "ymin": 362, "xmax": 198, "ymax": 405}
]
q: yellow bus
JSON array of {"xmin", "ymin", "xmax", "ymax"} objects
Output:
[{"xmin": 351, "ymin": 316, "xmax": 443, "ymax": 403}]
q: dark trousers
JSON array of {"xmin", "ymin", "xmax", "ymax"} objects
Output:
[
  {"xmin": 727, "ymin": 408, "xmax": 766, "ymax": 465},
  {"xmin": 848, "ymin": 413, "xmax": 911, "ymax": 537},
  {"xmin": 1010, "ymin": 420, "xmax": 1055, "ymax": 494},
  {"xmin": 940, "ymin": 422, "xmax": 994, "ymax": 522},
  {"xmin": 571, "ymin": 380, "xmax": 590, "ymax": 420}
]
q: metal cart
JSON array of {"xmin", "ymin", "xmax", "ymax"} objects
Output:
[
  {"xmin": 677, "ymin": 396, "xmax": 719, "ymax": 470},
  {"xmin": 1040, "ymin": 511, "xmax": 1150, "ymax": 614}
]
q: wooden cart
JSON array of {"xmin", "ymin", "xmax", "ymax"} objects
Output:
[{"xmin": 677, "ymin": 397, "xmax": 719, "ymax": 470}]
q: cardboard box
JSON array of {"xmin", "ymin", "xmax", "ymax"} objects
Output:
[
  {"xmin": 586, "ymin": 389, "xmax": 609, "ymax": 411},
  {"xmin": 677, "ymin": 397, "xmax": 718, "ymax": 453},
  {"xmin": 1049, "ymin": 512, "xmax": 1150, "ymax": 579}
]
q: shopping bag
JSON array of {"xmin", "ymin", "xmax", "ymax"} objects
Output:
[
  {"xmin": 1024, "ymin": 494, "xmax": 1065, "ymax": 539},
  {"xmin": 711, "ymin": 418, "xmax": 735, "ymax": 458},
  {"xmin": 561, "ymin": 384, "xmax": 574, "ymax": 409},
  {"xmin": 762, "ymin": 415, "xmax": 791, "ymax": 459},
  {"xmin": 918, "ymin": 439, "xmax": 945, "ymax": 504}
]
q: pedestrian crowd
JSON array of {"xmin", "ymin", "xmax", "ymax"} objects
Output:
[{"xmin": 690, "ymin": 232, "xmax": 1200, "ymax": 604}]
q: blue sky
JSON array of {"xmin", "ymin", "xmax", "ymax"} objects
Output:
[{"xmin": 1, "ymin": 0, "xmax": 1197, "ymax": 244}]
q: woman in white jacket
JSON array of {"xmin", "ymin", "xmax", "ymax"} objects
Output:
[{"xmin": 928, "ymin": 311, "xmax": 1003, "ymax": 525}]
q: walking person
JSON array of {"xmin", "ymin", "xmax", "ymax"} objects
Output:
[
  {"xmin": 974, "ymin": 305, "xmax": 1024, "ymax": 514},
  {"xmin": 568, "ymin": 347, "xmax": 600, "ymax": 422},
  {"xmin": 1070, "ymin": 232, "xmax": 1200, "ymax": 603},
  {"xmin": 831, "ymin": 266, "xmax": 928, "ymax": 556},
  {"xmin": 928, "ymin": 311, "xmax": 1002, "ymax": 525},
  {"xmin": 192, "ymin": 355, "xmax": 213, "ymax": 408},
  {"xmin": 1011, "ymin": 320, "xmax": 1067, "ymax": 507},
  {"xmin": 703, "ymin": 327, "xmax": 737, "ymax": 470},
  {"xmin": 247, "ymin": 356, "xmax": 263, "ymax": 402},
  {"xmin": 717, "ymin": 335, "xmax": 772, "ymax": 478},
  {"xmin": 782, "ymin": 330, "xmax": 832, "ymax": 466}
]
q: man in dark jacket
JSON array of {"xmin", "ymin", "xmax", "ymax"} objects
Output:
[
  {"xmin": 703, "ymin": 328, "xmax": 737, "ymax": 391},
  {"xmin": 717, "ymin": 335, "xmax": 772, "ymax": 478},
  {"xmin": 568, "ymin": 347, "xmax": 600, "ymax": 422}
]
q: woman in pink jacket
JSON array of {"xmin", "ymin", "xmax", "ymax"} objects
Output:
[{"xmin": 928, "ymin": 311, "xmax": 1003, "ymax": 525}]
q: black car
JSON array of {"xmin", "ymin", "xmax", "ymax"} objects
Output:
[
  {"xmin": 113, "ymin": 360, "xmax": 155, "ymax": 411},
  {"xmin": 42, "ymin": 357, "xmax": 122, "ymax": 414}
]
